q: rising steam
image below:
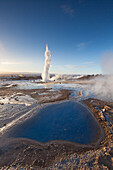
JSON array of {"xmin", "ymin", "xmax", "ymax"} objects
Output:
[
  {"xmin": 101, "ymin": 52, "xmax": 113, "ymax": 74},
  {"xmin": 86, "ymin": 52, "xmax": 113, "ymax": 101},
  {"xmin": 87, "ymin": 75, "xmax": 113, "ymax": 101}
]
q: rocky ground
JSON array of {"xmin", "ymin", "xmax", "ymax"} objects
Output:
[{"xmin": 0, "ymin": 83, "xmax": 113, "ymax": 169}]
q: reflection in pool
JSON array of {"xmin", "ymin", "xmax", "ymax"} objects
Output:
[{"xmin": 8, "ymin": 101, "xmax": 101, "ymax": 144}]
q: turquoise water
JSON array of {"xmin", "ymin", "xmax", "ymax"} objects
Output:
[{"xmin": 9, "ymin": 101, "xmax": 100, "ymax": 144}]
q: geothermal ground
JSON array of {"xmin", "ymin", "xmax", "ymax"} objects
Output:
[{"xmin": 0, "ymin": 76, "xmax": 113, "ymax": 169}]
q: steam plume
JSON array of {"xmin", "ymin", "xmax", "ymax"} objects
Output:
[
  {"xmin": 86, "ymin": 52, "xmax": 113, "ymax": 101},
  {"xmin": 101, "ymin": 52, "xmax": 113, "ymax": 74},
  {"xmin": 87, "ymin": 75, "xmax": 113, "ymax": 101}
]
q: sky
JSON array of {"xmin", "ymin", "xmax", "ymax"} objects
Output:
[{"xmin": 0, "ymin": 0, "xmax": 113, "ymax": 74}]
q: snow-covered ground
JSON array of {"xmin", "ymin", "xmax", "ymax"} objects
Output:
[{"xmin": 0, "ymin": 94, "xmax": 37, "ymax": 106}]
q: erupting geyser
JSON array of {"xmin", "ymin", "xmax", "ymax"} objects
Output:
[{"xmin": 42, "ymin": 45, "xmax": 51, "ymax": 82}]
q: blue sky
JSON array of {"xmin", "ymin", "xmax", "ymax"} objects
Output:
[{"xmin": 0, "ymin": 0, "xmax": 113, "ymax": 74}]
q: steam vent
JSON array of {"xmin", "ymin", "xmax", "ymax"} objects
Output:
[{"xmin": 42, "ymin": 44, "xmax": 51, "ymax": 82}]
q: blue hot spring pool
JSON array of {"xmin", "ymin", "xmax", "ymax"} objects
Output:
[{"xmin": 8, "ymin": 101, "xmax": 101, "ymax": 144}]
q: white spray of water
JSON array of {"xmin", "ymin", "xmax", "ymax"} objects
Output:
[
  {"xmin": 42, "ymin": 45, "xmax": 51, "ymax": 82},
  {"xmin": 86, "ymin": 52, "xmax": 113, "ymax": 101}
]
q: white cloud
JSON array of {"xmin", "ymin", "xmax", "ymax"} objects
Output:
[
  {"xmin": 83, "ymin": 61, "xmax": 95, "ymax": 64},
  {"xmin": 51, "ymin": 61, "xmax": 95, "ymax": 70},
  {"xmin": 66, "ymin": 65, "xmax": 78, "ymax": 69},
  {"xmin": 76, "ymin": 41, "xmax": 91, "ymax": 50},
  {"xmin": 61, "ymin": 5, "xmax": 74, "ymax": 16},
  {"xmin": 1, "ymin": 62, "xmax": 23, "ymax": 65},
  {"xmin": 66, "ymin": 62, "xmax": 96, "ymax": 69},
  {"xmin": 66, "ymin": 65, "xmax": 89, "ymax": 69}
]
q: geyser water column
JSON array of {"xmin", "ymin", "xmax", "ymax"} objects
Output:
[{"xmin": 42, "ymin": 45, "xmax": 51, "ymax": 82}]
